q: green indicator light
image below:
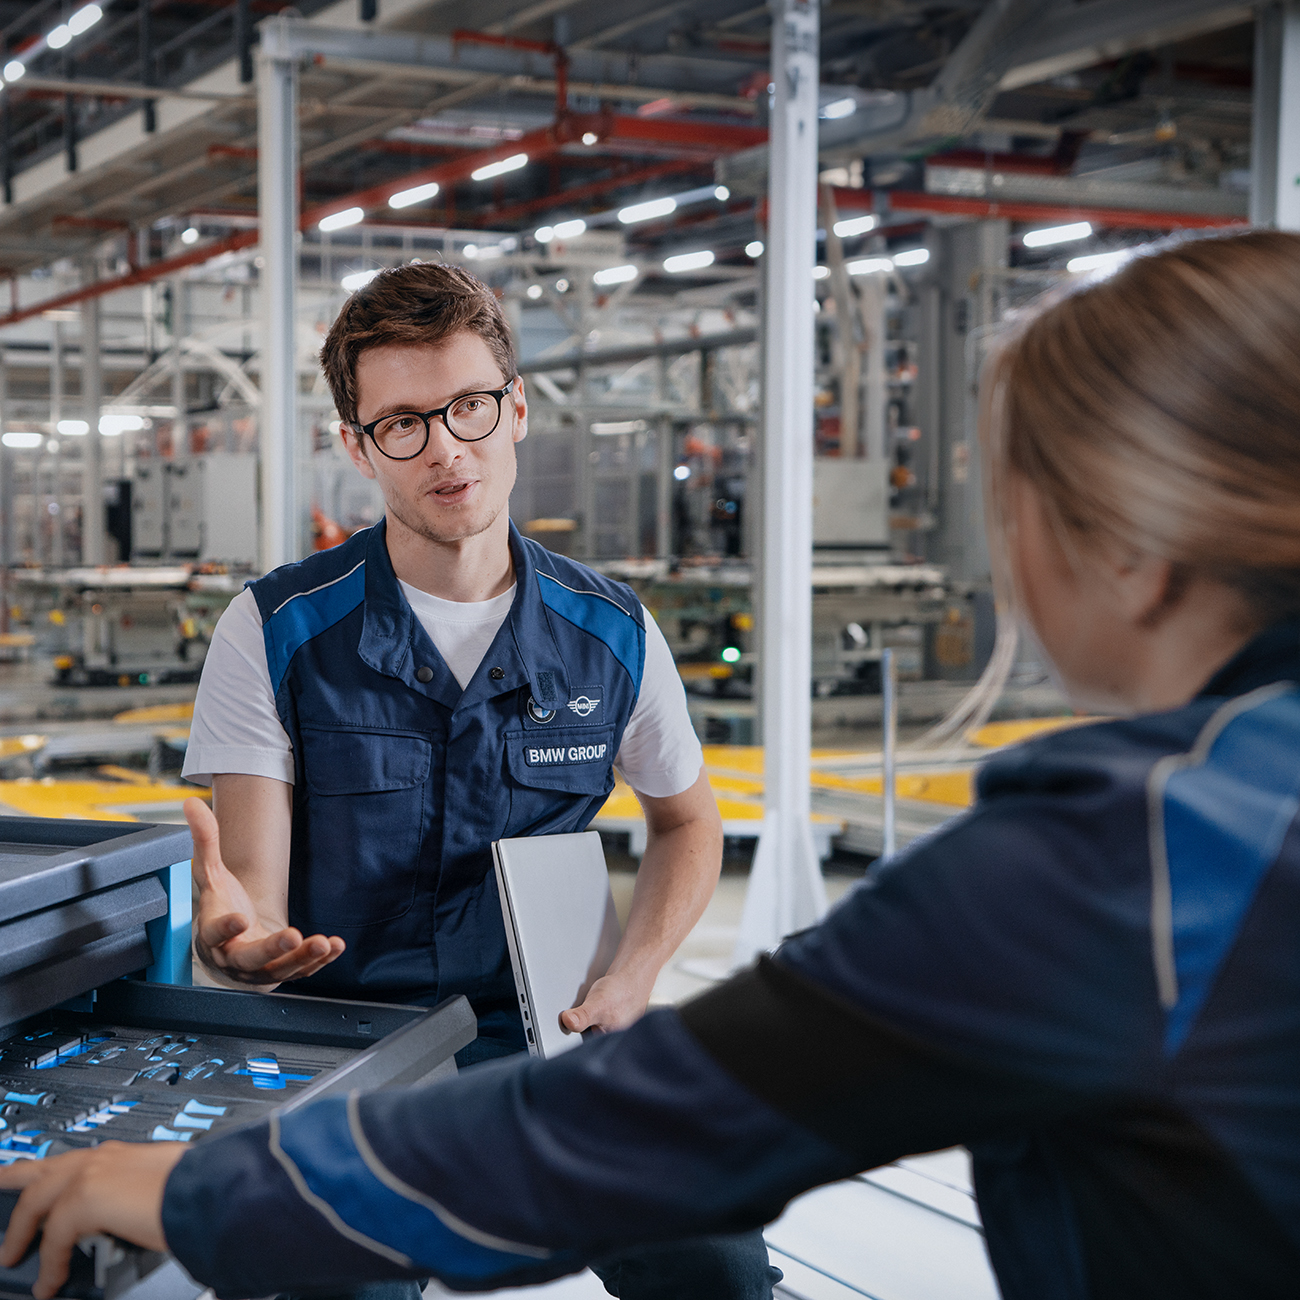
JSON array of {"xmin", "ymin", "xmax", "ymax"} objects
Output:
[{"xmin": 720, "ymin": 646, "xmax": 741, "ymax": 664}]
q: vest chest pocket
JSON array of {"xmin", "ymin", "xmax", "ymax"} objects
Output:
[
  {"xmin": 502, "ymin": 726, "xmax": 616, "ymax": 837},
  {"xmin": 296, "ymin": 728, "xmax": 432, "ymax": 927}
]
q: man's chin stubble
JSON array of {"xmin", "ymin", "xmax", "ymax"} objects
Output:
[{"xmin": 391, "ymin": 495, "xmax": 502, "ymax": 547}]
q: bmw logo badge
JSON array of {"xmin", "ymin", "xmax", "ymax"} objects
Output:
[{"xmin": 527, "ymin": 696, "xmax": 557, "ymax": 724}]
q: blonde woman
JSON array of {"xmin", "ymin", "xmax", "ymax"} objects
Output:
[{"xmin": 5, "ymin": 230, "xmax": 1300, "ymax": 1300}]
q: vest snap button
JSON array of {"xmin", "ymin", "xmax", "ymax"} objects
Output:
[
  {"xmin": 489, "ymin": 666, "xmax": 505, "ymax": 681},
  {"xmin": 415, "ymin": 666, "xmax": 434, "ymax": 683}
]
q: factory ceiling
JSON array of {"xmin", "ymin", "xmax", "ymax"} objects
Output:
[{"xmin": 0, "ymin": 0, "xmax": 1261, "ymax": 286}]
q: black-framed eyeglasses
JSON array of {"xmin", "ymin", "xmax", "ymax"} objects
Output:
[{"xmin": 353, "ymin": 380, "xmax": 517, "ymax": 459}]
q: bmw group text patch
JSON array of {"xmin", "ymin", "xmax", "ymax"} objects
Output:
[{"xmin": 523, "ymin": 742, "xmax": 609, "ymax": 766}]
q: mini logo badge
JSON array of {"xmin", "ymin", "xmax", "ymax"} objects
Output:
[
  {"xmin": 563, "ymin": 685, "xmax": 603, "ymax": 720},
  {"xmin": 527, "ymin": 696, "xmax": 556, "ymax": 724}
]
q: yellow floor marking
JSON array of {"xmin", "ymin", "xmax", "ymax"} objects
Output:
[
  {"xmin": 968, "ymin": 717, "xmax": 1099, "ymax": 748},
  {"xmin": 0, "ymin": 778, "xmax": 209, "ymax": 821},
  {"xmin": 811, "ymin": 769, "xmax": 974, "ymax": 808},
  {"xmin": 112, "ymin": 702, "xmax": 195, "ymax": 725},
  {"xmin": 0, "ymin": 734, "xmax": 46, "ymax": 761}
]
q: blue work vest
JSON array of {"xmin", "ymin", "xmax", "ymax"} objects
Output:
[{"xmin": 247, "ymin": 518, "xmax": 645, "ymax": 1048}]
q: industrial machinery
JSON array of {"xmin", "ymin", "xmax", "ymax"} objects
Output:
[{"xmin": 0, "ymin": 817, "xmax": 476, "ymax": 1300}]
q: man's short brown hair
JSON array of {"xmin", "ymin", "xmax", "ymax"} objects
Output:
[{"xmin": 320, "ymin": 262, "xmax": 516, "ymax": 425}]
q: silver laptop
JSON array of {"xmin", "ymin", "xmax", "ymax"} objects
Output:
[{"xmin": 492, "ymin": 830, "xmax": 623, "ymax": 1058}]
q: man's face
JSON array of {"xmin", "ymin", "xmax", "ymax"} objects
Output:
[{"xmin": 342, "ymin": 331, "xmax": 526, "ymax": 546}]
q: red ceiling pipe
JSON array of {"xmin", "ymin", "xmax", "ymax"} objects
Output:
[
  {"xmin": 0, "ymin": 229, "xmax": 258, "ymax": 329},
  {"xmin": 887, "ymin": 192, "xmax": 1246, "ymax": 230}
]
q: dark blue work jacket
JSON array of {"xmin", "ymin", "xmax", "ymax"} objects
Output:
[
  {"xmin": 247, "ymin": 518, "xmax": 645, "ymax": 1046},
  {"xmin": 170, "ymin": 621, "xmax": 1300, "ymax": 1300}
]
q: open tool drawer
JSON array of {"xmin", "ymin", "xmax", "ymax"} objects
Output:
[{"xmin": 0, "ymin": 818, "xmax": 477, "ymax": 1300}]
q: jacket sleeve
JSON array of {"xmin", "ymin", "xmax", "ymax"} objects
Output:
[
  {"xmin": 163, "ymin": 752, "xmax": 1152, "ymax": 1297},
  {"xmin": 162, "ymin": 967, "xmax": 1096, "ymax": 1297}
]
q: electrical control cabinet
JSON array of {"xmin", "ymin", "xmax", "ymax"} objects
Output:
[{"xmin": 0, "ymin": 819, "xmax": 477, "ymax": 1300}]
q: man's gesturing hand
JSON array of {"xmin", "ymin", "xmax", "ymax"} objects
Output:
[
  {"xmin": 186, "ymin": 796, "xmax": 344, "ymax": 985},
  {"xmin": 0, "ymin": 1142, "xmax": 184, "ymax": 1300}
]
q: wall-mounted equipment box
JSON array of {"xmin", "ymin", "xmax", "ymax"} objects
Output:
[{"xmin": 813, "ymin": 459, "xmax": 890, "ymax": 548}]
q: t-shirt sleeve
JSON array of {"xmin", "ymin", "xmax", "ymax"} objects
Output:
[
  {"xmin": 182, "ymin": 588, "xmax": 295, "ymax": 787},
  {"xmin": 612, "ymin": 607, "xmax": 704, "ymax": 799}
]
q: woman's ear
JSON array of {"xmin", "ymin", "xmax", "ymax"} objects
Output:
[{"xmin": 1106, "ymin": 546, "xmax": 1181, "ymax": 629}]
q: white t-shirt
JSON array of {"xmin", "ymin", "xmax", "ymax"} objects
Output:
[{"xmin": 183, "ymin": 584, "xmax": 703, "ymax": 800}]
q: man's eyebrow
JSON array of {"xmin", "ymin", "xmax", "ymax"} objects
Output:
[{"xmin": 358, "ymin": 379, "xmax": 506, "ymax": 424}]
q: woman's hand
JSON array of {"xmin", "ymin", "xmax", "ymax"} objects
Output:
[{"xmin": 0, "ymin": 1142, "xmax": 186, "ymax": 1300}]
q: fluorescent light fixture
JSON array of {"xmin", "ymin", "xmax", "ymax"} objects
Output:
[
  {"xmin": 592, "ymin": 419, "xmax": 647, "ymax": 436},
  {"xmin": 47, "ymin": 24, "xmax": 71, "ymax": 48},
  {"xmin": 319, "ymin": 207, "xmax": 364, "ymax": 232},
  {"xmin": 100, "ymin": 413, "xmax": 143, "ymax": 436},
  {"xmin": 663, "ymin": 250, "xmax": 715, "ymax": 274},
  {"xmin": 3, "ymin": 61, "xmax": 24, "ymax": 82},
  {"xmin": 180, "ymin": 227, "xmax": 199, "ymax": 245},
  {"xmin": 341, "ymin": 268, "xmax": 382, "ymax": 292},
  {"xmin": 534, "ymin": 226, "xmax": 555, "ymax": 243},
  {"xmin": 463, "ymin": 244, "xmax": 478, "ymax": 258},
  {"xmin": 68, "ymin": 5, "xmax": 102, "ymax": 36},
  {"xmin": 582, "ymin": 132, "xmax": 598, "ymax": 146},
  {"xmin": 471, "ymin": 152, "xmax": 528, "ymax": 181},
  {"xmin": 57, "ymin": 419, "xmax": 89, "ymax": 436},
  {"xmin": 847, "ymin": 256, "xmax": 893, "ymax": 275},
  {"xmin": 593, "ymin": 264, "xmax": 638, "ymax": 287},
  {"xmin": 553, "ymin": 218, "xmax": 586, "ymax": 240},
  {"xmin": 833, "ymin": 213, "xmax": 876, "ymax": 238},
  {"xmin": 2, "ymin": 431, "xmax": 43, "ymax": 449},
  {"xmin": 812, "ymin": 265, "xmax": 830, "ymax": 280},
  {"xmin": 388, "ymin": 181, "xmax": 439, "ymax": 209},
  {"xmin": 1067, "ymin": 248, "xmax": 1133, "ymax": 275},
  {"xmin": 673, "ymin": 464, "xmax": 691, "ymax": 481},
  {"xmin": 821, "ymin": 96, "xmax": 857, "ymax": 120},
  {"xmin": 619, "ymin": 196, "xmax": 676, "ymax": 224},
  {"xmin": 714, "ymin": 185, "xmax": 730, "ymax": 201},
  {"xmin": 745, "ymin": 240, "xmax": 764, "ymax": 258},
  {"xmin": 893, "ymin": 247, "xmax": 930, "ymax": 267},
  {"xmin": 1023, "ymin": 220, "xmax": 1092, "ymax": 248},
  {"xmin": 526, "ymin": 283, "xmax": 544, "ymax": 300},
  {"xmin": 474, "ymin": 244, "xmax": 504, "ymax": 260}
]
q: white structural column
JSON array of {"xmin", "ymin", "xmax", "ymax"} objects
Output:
[
  {"xmin": 1252, "ymin": 2, "xmax": 1300, "ymax": 230},
  {"xmin": 733, "ymin": 0, "xmax": 827, "ymax": 967},
  {"xmin": 257, "ymin": 18, "xmax": 300, "ymax": 574},
  {"xmin": 81, "ymin": 279, "xmax": 105, "ymax": 566}
]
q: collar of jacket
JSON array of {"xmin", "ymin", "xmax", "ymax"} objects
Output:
[
  {"xmin": 356, "ymin": 516, "xmax": 572, "ymax": 711},
  {"xmin": 1197, "ymin": 616, "xmax": 1300, "ymax": 701}
]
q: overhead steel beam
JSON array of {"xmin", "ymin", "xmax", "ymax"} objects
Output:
[
  {"xmin": 10, "ymin": 74, "xmax": 251, "ymax": 104},
  {"xmin": 997, "ymin": 0, "xmax": 1255, "ymax": 92},
  {"xmin": 719, "ymin": 0, "xmax": 1255, "ymax": 187},
  {"xmin": 518, "ymin": 328, "xmax": 757, "ymax": 373},
  {"xmin": 889, "ymin": 190, "xmax": 1247, "ymax": 229},
  {"xmin": 264, "ymin": 17, "xmax": 765, "ymax": 99}
]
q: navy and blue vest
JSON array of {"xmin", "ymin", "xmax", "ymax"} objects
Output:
[{"xmin": 247, "ymin": 518, "xmax": 645, "ymax": 1047}]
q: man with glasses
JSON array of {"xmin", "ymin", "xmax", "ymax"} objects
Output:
[{"xmin": 180, "ymin": 263, "xmax": 778, "ymax": 1300}]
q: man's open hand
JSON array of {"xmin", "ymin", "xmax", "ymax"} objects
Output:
[
  {"xmin": 186, "ymin": 797, "xmax": 345, "ymax": 985},
  {"xmin": 0, "ymin": 1142, "xmax": 184, "ymax": 1300}
]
